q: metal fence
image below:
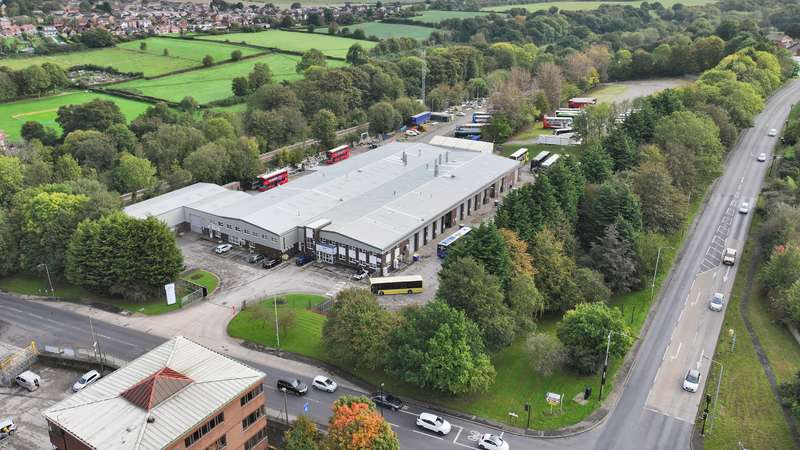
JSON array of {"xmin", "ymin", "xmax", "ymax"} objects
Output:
[
  {"xmin": 40, "ymin": 344, "xmax": 127, "ymax": 370},
  {"xmin": 0, "ymin": 342, "xmax": 37, "ymax": 386},
  {"xmin": 177, "ymin": 277, "xmax": 206, "ymax": 307}
]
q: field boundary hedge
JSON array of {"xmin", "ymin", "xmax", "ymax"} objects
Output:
[
  {"xmin": 190, "ymin": 35, "xmax": 348, "ymax": 62},
  {"xmin": 142, "ymin": 51, "xmax": 271, "ymax": 80}
]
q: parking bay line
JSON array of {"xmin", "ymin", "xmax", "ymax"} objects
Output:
[{"xmin": 412, "ymin": 430, "xmax": 445, "ymax": 440}]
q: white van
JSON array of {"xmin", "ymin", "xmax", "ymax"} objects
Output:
[{"xmin": 15, "ymin": 370, "xmax": 41, "ymax": 392}]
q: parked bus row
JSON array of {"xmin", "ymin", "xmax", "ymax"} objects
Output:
[{"xmin": 529, "ymin": 150, "xmax": 561, "ymax": 171}]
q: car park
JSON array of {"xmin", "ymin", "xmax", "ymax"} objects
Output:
[
  {"xmin": 0, "ymin": 417, "xmax": 16, "ymax": 440},
  {"xmin": 277, "ymin": 378, "xmax": 308, "ymax": 396},
  {"xmin": 262, "ymin": 258, "xmax": 280, "ymax": 269},
  {"xmin": 370, "ymin": 392, "xmax": 403, "ymax": 411},
  {"xmin": 478, "ymin": 433, "xmax": 510, "ymax": 450},
  {"xmin": 352, "ymin": 269, "xmax": 369, "ymax": 280},
  {"xmin": 248, "ymin": 254, "xmax": 265, "ymax": 264},
  {"xmin": 15, "ymin": 371, "xmax": 41, "ymax": 392},
  {"xmin": 709, "ymin": 293, "xmax": 724, "ymax": 312},
  {"xmin": 757, "ymin": 152, "xmax": 767, "ymax": 162},
  {"xmin": 768, "ymin": 128, "xmax": 777, "ymax": 137},
  {"xmin": 416, "ymin": 412, "xmax": 451, "ymax": 435},
  {"xmin": 682, "ymin": 369, "xmax": 701, "ymax": 393},
  {"xmin": 312, "ymin": 375, "xmax": 337, "ymax": 393},
  {"xmin": 739, "ymin": 202, "xmax": 750, "ymax": 214},
  {"xmin": 72, "ymin": 370, "xmax": 100, "ymax": 392},
  {"xmin": 214, "ymin": 244, "xmax": 232, "ymax": 254}
]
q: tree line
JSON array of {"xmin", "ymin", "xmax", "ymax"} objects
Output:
[{"xmin": 0, "ymin": 63, "xmax": 70, "ymax": 101}]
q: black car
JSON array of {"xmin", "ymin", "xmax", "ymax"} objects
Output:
[
  {"xmin": 248, "ymin": 254, "xmax": 265, "ymax": 264},
  {"xmin": 262, "ymin": 258, "xmax": 280, "ymax": 269},
  {"xmin": 371, "ymin": 392, "xmax": 403, "ymax": 411},
  {"xmin": 277, "ymin": 378, "xmax": 308, "ymax": 396}
]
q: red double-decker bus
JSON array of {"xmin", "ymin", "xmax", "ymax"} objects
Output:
[
  {"xmin": 255, "ymin": 168, "xmax": 288, "ymax": 191},
  {"xmin": 325, "ymin": 145, "xmax": 351, "ymax": 164}
]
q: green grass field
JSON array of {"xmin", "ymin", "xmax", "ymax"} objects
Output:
[
  {"xmin": 196, "ymin": 30, "xmax": 375, "ymax": 58},
  {"xmin": 228, "ymin": 294, "xmax": 327, "ymax": 356},
  {"xmin": 588, "ymin": 84, "xmax": 629, "ymax": 104},
  {"xmin": 180, "ymin": 269, "xmax": 220, "ymax": 295},
  {"xmin": 0, "ymin": 91, "xmax": 149, "ymax": 141},
  {"xmin": 410, "ymin": 10, "xmax": 493, "ymax": 23},
  {"xmin": 483, "ymin": 0, "xmax": 716, "ymax": 12},
  {"xmin": 113, "ymin": 53, "xmax": 339, "ymax": 104},
  {"xmin": 319, "ymin": 22, "xmax": 437, "ymax": 40},
  {"xmin": 702, "ymin": 222, "xmax": 798, "ymax": 450},
  {"xmin": 117, "ymin": 37, "xmax": 262, "ymax": 66}
]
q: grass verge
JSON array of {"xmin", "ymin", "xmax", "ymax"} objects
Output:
[{"xmin": 181, "ymin": 269, "xmax": 220, "ymax": 295}]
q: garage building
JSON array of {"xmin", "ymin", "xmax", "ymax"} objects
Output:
[{"xmin": 125, "ymin": 141, "xmax": 519, "ymax": 275}]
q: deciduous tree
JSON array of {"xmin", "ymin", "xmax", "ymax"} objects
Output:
[
  {"xmin": 284, "ymin": 416, "xmax": 320, "ymax": 450},
  {"xmin": 325, "ymin": 396, "xmax": 399, "ymax": 450},
  {"xmin": 311, "ymin": 109, "xmax": 338, "ymax": 149},
  {"xmin": 557, "ymin": 302, "xmax": 633, "ymax": 374},
  {"xmin": 113, "ymin": 153, "xmax": 157, "ymax": 195},
  {"xmin": 296, "ymin": 48, "xmax": 327, "ymax": 73}
]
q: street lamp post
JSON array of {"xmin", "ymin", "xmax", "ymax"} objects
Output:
[
  {"xmin": 651, "ymin": 246, "xmax": 675, "ymax": 301},
  {"xmin": 700, "ymin": 394, "xmax": 711, "ymax": 437},
  {"xmin": 379, "ymin": 382, "xmax": 385, "ymax": 417},
  {"xmin": 524, "ymin": 403, "xmax": 531, "ymax": 430},
  {"xmin": 598, "ymin": 329, "xmax": 637, "ymax": 401},
  {"xmin": 702, "ymin": 355, "xmax": 724, "ymax": 432},
  {"xmin": 281, "ymin": 387, "xmax": 289, "ymax": 423},
  {"xmin": 37, "ymin": 263, "xmax": 54, "ymax": 296}
]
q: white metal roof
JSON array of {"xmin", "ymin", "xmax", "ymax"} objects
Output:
[
  {"xmin": 428, "ymin": 135, "xmax": 495, "ymax": 153},
  {"xmin": 123, "ymin": 183, "xmax": 249, "ymax": 226},
  {"xmin": 43, "ymin": 336, "xmax": 264, "ymax": 450}
]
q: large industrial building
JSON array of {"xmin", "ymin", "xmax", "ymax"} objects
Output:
[{"xmin": 125, "ymin": 141, "xmax": 519, "ymax": 275}]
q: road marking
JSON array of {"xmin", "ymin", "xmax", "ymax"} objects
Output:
[
  {"xmin": 678, "ymin": 308, "xmax": 685, "ymax": 323},
  {"xmin": 724, "ymin": 265, "xmax": 732, "ymax": 283},
  {"xmin": 690, "ymin": 278, "xmax": 696, "ymax": 290},
  {"xmin": 697, "ymin": 349, "xmax": 705, "ymax": 368},
  {"xmin": 398, "ymin": 409, "xmax": 417, "ymax": 416},
  {"xmin": 412, "ymin": 430, "xmax": 444, "ymax": 440},
  {"xmin": 388, "ymin": 422, "xmax": 400, "ymax": 428},
  {"xmin": 692, "ymin": 292, "xmax": 701, "ymax": 306},
  {"xmin": 500, "ymin": 431, "xmax": 504, "ymax": 437},
  {"xmin": 670, "ymin": 342, "xmax": 682, "ymax": 360},
  {"xmin": 453, "ymin": 426, "xmax": 463, "ymax": 444}
]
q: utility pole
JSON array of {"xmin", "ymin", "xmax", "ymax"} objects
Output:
[
  {"xmin": 651, "ymin": 246, "xmax": 674, "ymax": 301},
  {"xmin": 420, "ymin": 48, "xmax": 427, "ymax": 107},
  {"xmin": 598, "ymin": 331, "xmax": 612, "ymax": 401},
  {"xmin": 38, "ymin": 263, "xmax": 54, "ymax": 296},
  {"xmin": 281, "ymin": 387, "xmax": 289, "ymax": 423},
  {"xmin": 379, "ymin": 382, "xmax": 385, "ymax": 417},
  {"xmin": 273, "ymin": 295, "xmax": 280, "ymax": 349},
  {"xmin": 89, "ymin": 317, "xmax": 105, "ymax": 374}
]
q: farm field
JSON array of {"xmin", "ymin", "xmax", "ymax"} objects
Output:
[
  {"xmin": 0, "ymin": 91, "xmax": 149, "ymax": 141},
  {"xmin": 483, "ymin": 0, "xmax": 715, "ymax": 12},
  {"xmin": 1, "ymin": 47, "xmax": 195, "ymax": 77},
  {"xmin": 113, "ymin": 53, "xmax": 344, "ymax": 104},
  {"xmin": 409, "ymin": 9, "xmax": 493, "ymax": 23},
  {"xmin": 195, "ymin": 29, "xmax": 375, "ymax": 58},
  {"xmin": 117, "ymin": 37, "xmax": 263, "ymax": 66},
  {"xmin": 320, "ymin": 22, "xmax": 436, "ymax": 40}
]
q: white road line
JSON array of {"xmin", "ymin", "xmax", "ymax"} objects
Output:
[
  {"xmin": 500, "ymin": 431, "xmax": 504, "ymax": 437},
  {"xmin": 671, "ymin": 342, "xmax": 682, "ymax": 360},
  {"xmin": 398, "ymin": 409, "xmax": 418, "ymax": 416},
  {"xmin": 388, "ymin": 422, "xmax": 400, "ymax": 428},
  {"xmin": 412, "ymin": 430, "xmax": 444, "ymax": 440},
  {"xmin": 692, "ymin": 292, "xmax": 701, "ymax": 306},
  {"xmin": 690, "ymin": 278, "xmax": 696, "ymax": 290},
  {"xmin": 697, "ymin": 349, "xmax": 705, "ymax": 368},
  {"xmin": 453, "ymin": 426, "xmax": 463, "ymax": 444}
]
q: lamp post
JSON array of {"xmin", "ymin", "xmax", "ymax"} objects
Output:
[
  {"xmin": 702, "ymin": 355, "xmax": 724, "ymax": 432},
  {"xmin": 37, "ymin": 263, "xmax": 54, "ymax": 296},
  {"xmin": 700, "ymin": 394, "xmax": 711, "ymax": 437},
  {"xmin": 273, "ymin": 295, "xmax": 280, "ymax": 349},
  {"xmin": 524, "ymin": 403, "xmax": 531, "ymax": 430},
  {"xmin": 598, "ymin": 329, "xmax": 637, "ymax": 401},
  {"xmin": 379, "ymin": 382, "xmax": 385, "ymax": 417},
  {"xmin": 281, "ymin": 387, "xmax": 289, "ymax": 423},
  {"xmin": 651, "ymin": 246, "xmax": 675, "ymax": 301}
]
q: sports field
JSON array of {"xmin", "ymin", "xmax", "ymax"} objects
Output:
[
  {"xmin": 410, "ymin": 10, "xmax": 493, "ymax": 23},
  {"xmin": 113, "ymin": 53, "xmax": 345, "ymax": 104},
  {"xmin": 0, "ymin": 91, "xmax": 149, "ymax": 141},
  {"xmin": 196, "ymin": 30, "xmax": 375, "ymax": 58},
  {"xmin": 317, "ymin": 22, "xmax": 435, "ymax": 40},
  {"xmin": 116, "ymin": 37, "xmax": 262, "ymax": 65},
  {"xmin": 483, "ymin": 0, "xmax": 715, "ymax": 12}
]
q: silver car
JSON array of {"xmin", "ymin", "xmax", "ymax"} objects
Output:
[
  {"xmin": 312, "ymin": 375, "xmax": 337, "ymax": 393},
  {"xmin": 683, "ymin": 369, "xmax": 701, "ymax": 393},
  {"xmin": 709, "ymin": 293, "xmax": 724, "ymax": 312},
  {"xmin": 757, "ymin": 152, "xmax": 767, "ymax": 162},
  {"xmin": 72, "ymin": 370, "xmax": 101, "ymax": 392}
]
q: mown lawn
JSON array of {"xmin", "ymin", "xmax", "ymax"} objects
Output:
[
  {"xmin": 0, "ymin": 47, "xmax": 196, "ymax": 77},
  {"xmin": 228, "ymin": 294, "xmax": 328, "ymax": 357},
  {"xmin": 315, "ymin": 22, "xmax": 435, "ymax": 40},
  {"xmin": 409, "ymin": 10, "xmax": 492, "ymax": 24},
  {"xmin": 589, "ymin": 84, "xmax": 629, "ymax": 104},
  {"xmin": 702, "ymin": 221, "xmax": 797, "ymax": 450},
  {"xmin": 0, "ymin": 274, "xmax": 180, "ymax": 315},
  {"xmin": 196, "ymin": 30, "xmax": 376, "ymax": 58},
  {"xmin": 117, "ymin": 37, "xmax": 262, "ymax": 66},
  {"xmin": 113, "ymin": 53, "xmax": 338, "ymax": 104},
  {"xmin": 180, "ymin": 269, "xmax": 220, "ymax": 294},
  {"xmin": 0, "ymin": 91, "xmax": 150, "ymax": 141},
  {"xmin": 483, "ymin": 0, "xmax": 716, "ymax": 12}
]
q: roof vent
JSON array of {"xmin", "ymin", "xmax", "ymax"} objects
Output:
[{"xmin": 147, "ymin": 417, "xmax": 156, "ymax": 424}]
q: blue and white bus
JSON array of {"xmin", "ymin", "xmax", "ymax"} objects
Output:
[
  {"xmin": 472, "ymin": 112, "xmax": 493, "ymax": 123},
  {"xmin": 437, "ymin": 226, "xmax": 472, "ymax": 258},
  {"xmin": 454, "ymin": 123, "xmax": 486, "ymax": 138}
]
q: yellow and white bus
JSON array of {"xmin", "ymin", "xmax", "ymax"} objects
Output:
[{"xmin": 369, "ymin": 275, "xmax": 424, "ymax": 295}]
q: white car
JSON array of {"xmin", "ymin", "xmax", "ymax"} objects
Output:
[
  {"xmin": 709, "ymin": 293, "xmax": 724, "ymax": 312},
  {"xmin": 739, "ymin": 202, "xmax": 750, "ymax": 214},
  {"xmin": 405, "ymin": 130, "xmax": 419, "ymax": 137},
  {"xmin": 479, "ymin": 434, "xmax": 509, "ymax": 450},
  {"xmin": 72, "ymin": 370, "xmax": 101, "ymax": 392},
  {"xmin": 682, "ymin": 369, "xmax": 701, "ymax": 393},
  {"xmin": 457, "ymin": 111, "xmax": 466, "ymax": 117},
  {"xmin": 416, "ymin": 412, "xmax": 451, "ymax": 435},
  {"xmin": 0, "ymin": 417, "xmax": 16, "ymax": 440},
  {"xmin": 768, "ymin": 128, "xmax": 777, "ymax": 137},
  {"xmin": 352, "ymin": 269, "xmax": 369, "ymax": 281},
  {"xmin": 311, "ymin": 375, "xmax": 337, "ymax": 393},
  {"xmin": 214, "ymin": 244, "xmax": 232, "ymax": 254},
  {"xmin": 757, "ymin": 152, "xmax": 767, "ymax": 162}
]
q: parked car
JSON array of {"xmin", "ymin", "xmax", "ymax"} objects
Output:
[
  {"xmin": 722, "ymin": 248, "xmax": 737, "ymax": 265},
  {"xmin": 682, "ymin": 369, "xmax": 701, "ymax": 393},
  {"xmin": 456, "ymin": 111, "xmax": 466, "ymax": 117},
  {"xmin": 262, "ymin": 258, "xmax": 280, "ymax": 269},
  {"xmin": 416, "ymin": 412, "xmax": 452, "ymax": 435},
  {"xmin": 405, "ymin": 130, "xmax": 419, "ymax": 137},
  {"xmin": 277, "ymin": 378, "xmax": 308, "ymax": 396},
  {"xmin": 352, "ymin": 269, "xmax": 369, "ymax": 281},
  {"xmin": 768, "ymin": 128, "xmax": 778, "ymax": 137},
  {"xmin": 72, "ymin": 370, "xmax": 101, "ymax": 392},
  {"xmin": 15, "ymin": 371, "xmax": 40, "ymax": 392},
  {"xmin": 0, "ymin": 417, "xmax": 16, "ymax": 440},
  {"xmin": 296, "ymin": 254, "xmax": 314, "ymax": 266},
  {"xmin": 214, "ymin": 244, "xmax": 232, "ymax": 254},
  {"xmin": 478, "ymin": 433, "xmax": 510, "ymax": 450},
  {"xmin": 739, "ymin": 202, "xmax": 750, "ymax": 214},
  {"xmin": 248, "ymin": 254, "xmax": 265, "ymax": 264},
  {"xmin": 757, "ymin": 152, "xmax": 767, "ymax": 162},
  {"xmin": 312, "ymin": 375, "xmax": 337, "ymax": 393},
  {"xmin": 370, "ymin": 392, "xmax": 403, "ymax": 411},
  {"xmin": 368, "ymin": 143, "xmax": 379, "ymax": 149},
  {"xmin": 709, "ymin": 293, "xmax": 724, "ymax": 312}
]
